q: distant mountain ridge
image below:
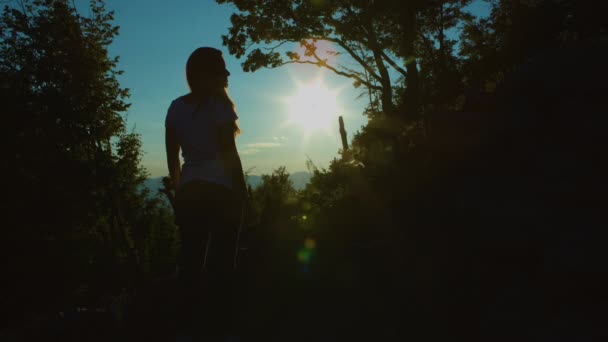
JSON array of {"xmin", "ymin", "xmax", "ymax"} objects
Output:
[
  {"xmin": 142, "ymin": 171, "xmax": 312, "ymax": 199},
  {"xmin": 289, "ymin": 171, "xmax": 313, "ymax": 190}
]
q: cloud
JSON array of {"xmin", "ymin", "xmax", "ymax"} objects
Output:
[
  {"xmin": 240, "ymin": 148, "xmax": 260, "ymax": 155},
  {"xmin": 246, "ymin": 142, "xmax": 281, "ymax": 148},
  {"xmin": 238, "ymin": 141, "xmax": 282, "ymax": 155}
]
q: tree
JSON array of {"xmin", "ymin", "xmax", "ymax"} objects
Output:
[
  {"xmin": 1, "ymin": 0, "xmax": 157, "ymax": 311},
  {"xmin": 251, "ymin": 166, "xmax": 297, "ymax": 227},
  {"xmin": 416, "ymin": 0, "xmax": 471, "ymax": 111},
  {"xmin": 215, "ymin": 1, "xmax": 608, "ymax": 338},
  {"xmin": 459, "ymin": 0, "xmax": 608, "ymax": 93},
  {"xmin": 216, "ymin": 0, "xmax": 432, "ymax": 118}
]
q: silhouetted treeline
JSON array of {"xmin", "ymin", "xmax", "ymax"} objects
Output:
[
  {"xmin": 3, "ymin": 0, "xmax": 607, "ymax": 340},
  {"xmin": 1, "ymin": 1, "xmax": 177, "ymax": 338},
  {"xmin": 218, "ymin": 0, "xmax": 608, "ymax": 340}
]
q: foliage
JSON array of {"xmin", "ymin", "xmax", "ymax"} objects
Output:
[
  {"xmin": 2, "ymin": 0, "xmax": 605, "ymax": 337},
  {"xmin": 416, "ymin": 0, "xmax": 471, "ymax": 112},
  {"xmin": 216, "ymin": 0, "xmax": 437, "ymax": 117},
  {"xmin": 1, "ymin": 0, "xmax": 177, "ymax": 314},
  {"xmin": 459, "ymin": 0, "xmax": 608, "ymax": 92},
  {"xmin": 219, "ymin": 1, "xmax": 607, "ymax": 337},
  {"xmin": 249, "ymin": 166, "xmax": 298, "ymax": 235}
]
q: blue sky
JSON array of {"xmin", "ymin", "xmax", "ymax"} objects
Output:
[{"xmin": 99, "ymin": 0, "xmax": 489, "ymax": 177}]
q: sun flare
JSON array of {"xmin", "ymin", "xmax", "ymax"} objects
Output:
[{"xmin": 286, "ymin": 79, "xmax": 340, "ymax": 133}]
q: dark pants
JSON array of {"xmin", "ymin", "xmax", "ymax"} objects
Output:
[{"xmin": 174, "ymin": 180, "xmax": 242, "ymax": 339}]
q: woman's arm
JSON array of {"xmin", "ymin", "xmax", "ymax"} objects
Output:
[
  {"xmin": 165, "ymin": 127, "xmax": 181, "ymax": 189},
  {"xmin": 218, "ymin": 123, "xmax": 248, "ymax": 200}
]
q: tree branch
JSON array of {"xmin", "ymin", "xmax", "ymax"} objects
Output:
[
  {"xmin": 310, "ymin": 47, "xmax": 383, "ymax": 91},
  {"xmin": 381, "ymin": 51, "xmax": 408, "ymax": 78},
  {"xmin": 263, "ymin": 40, "xmax": 291, "ymax": 51},
  {"xmin": 322, "ymin": 35, "xmax": 383, "ymax": 83},
  {"xmin": 323, "ymin": 12, "xmax": 382, "ymax": 81},
  {"xmin": 282, "ymin": 60, "xmax": 382, "ymax": 90}
]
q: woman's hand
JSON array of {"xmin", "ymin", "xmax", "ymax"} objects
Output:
[
  {"xmin": 165, "ymin": 127, "xmax": 181, "ymax": 191},
  {"xmin": 159, "ymin": 176, "xmax": 177, "ymax": 211}
]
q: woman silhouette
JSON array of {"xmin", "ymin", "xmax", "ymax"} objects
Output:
[{"xmin": 165, "ymin": 47, "xmax": 249, "ymax": 341}]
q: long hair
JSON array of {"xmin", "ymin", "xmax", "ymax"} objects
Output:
[{"xmin": 186, "ymin": 47, "xmax": 240, "ymax": 135}]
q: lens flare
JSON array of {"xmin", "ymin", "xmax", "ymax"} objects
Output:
[
  {"xmin": 297, "ymin": 237, "xmax": 317, "ymax": 273},
  {"xmin": 297, "ymin": 249, "xmax": 312, "ymax": 264},
  {"xmin": 304, "ymin": 238, "xmax": 316, "ymax": 250}
]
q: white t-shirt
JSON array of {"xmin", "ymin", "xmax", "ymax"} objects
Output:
[{"xmin": 165, "ymin": 95, "xmax": 238, "ymax": 190}]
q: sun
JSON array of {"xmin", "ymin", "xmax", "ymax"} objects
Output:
[{"xmin": 286, "ymin": 78, "xmax": 340, "ymax": 133}]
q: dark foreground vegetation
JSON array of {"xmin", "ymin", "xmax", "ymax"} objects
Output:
[{"xmin": 2, "ymin": 0, "xmax": 606, "ymax": 340}]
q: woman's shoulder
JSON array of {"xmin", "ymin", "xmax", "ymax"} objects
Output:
[
  {"xmin": 170, "ymin": 94, "xmax": 191, "ymax": 107},
  {"xmin": 170, "ymin": 94, "xmax": 234, "ymax": 116},
  {"xmin": 175, "ymin": 94, "xmax": 217, "ymax": 108},
  {"xmin": 167, "ymin": 95, "xmax": 198, "ymax": 114},
  {"xmin": 178, "ymin": 93, "xmax": 197, "ymax": 105}
]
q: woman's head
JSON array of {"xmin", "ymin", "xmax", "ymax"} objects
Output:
[
  {"xmin": 186, "ymin": 47, "xmax": 240, "ymax": 135},
  {"xmin": 186, "ymin": 47, "xmax": 231, "ymax": 96}
]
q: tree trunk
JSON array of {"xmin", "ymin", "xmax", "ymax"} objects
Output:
[
  {"xmin": 402, "ymin": 7, "xmax": 420, "ymax": 118},
  {"xmin": 437, "ymin": 2, "xmax": 447, "ymax": 109},
  {"xmin": 339, "ymin": 116, "xmax": 349, "ymax": 152},
  {"xmin": 367, "ymin": 21, "xmax": 395, "ymax": 116}
]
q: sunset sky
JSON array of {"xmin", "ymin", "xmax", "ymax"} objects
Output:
[{"xmin": 100, "ymin": 0, "xmax": 489, "ymax": 178}]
